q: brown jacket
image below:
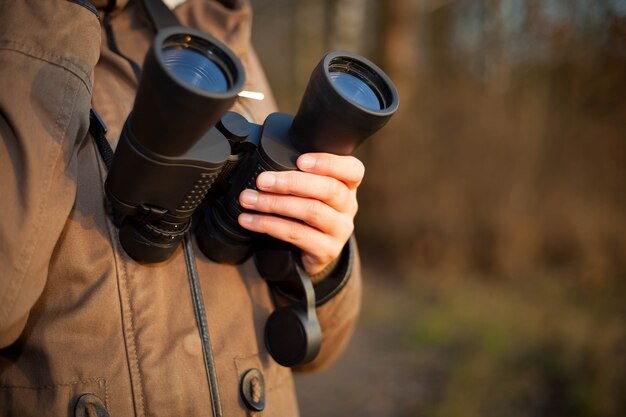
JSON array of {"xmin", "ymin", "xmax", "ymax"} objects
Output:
[{"xmin": 0, "ymin": 1, "xmax": 362, "ymax": 415}]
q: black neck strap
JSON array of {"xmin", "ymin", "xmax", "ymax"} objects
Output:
[{"xmin": 141, "ymin": 0, "xmax": 181, "ymax": 31}]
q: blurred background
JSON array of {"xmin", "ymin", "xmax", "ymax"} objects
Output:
[{"xmin": 250, "ymin": 0, "xmax": 626, "ymax": 416}]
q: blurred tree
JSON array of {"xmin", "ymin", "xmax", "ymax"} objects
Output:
[
  {"xmin": 251, "ymin": 1, "xmax": 626, "ymax": 416},
  {"xmin": 251, "ymin": 0, "xmax": 626, "ymax": 278}
]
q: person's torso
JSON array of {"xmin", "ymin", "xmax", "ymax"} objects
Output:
[{"xmin": 0, "ymin": 1, "xmax": 298, "ymax": 415}]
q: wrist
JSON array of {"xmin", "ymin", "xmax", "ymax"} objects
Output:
[
  {"xmin": 306, "ymin": 255, "xmax": 341, "ymax": 285},
  {"xmin": 272, "ymin": 236, "xmax": 355, "ymax": 306}
]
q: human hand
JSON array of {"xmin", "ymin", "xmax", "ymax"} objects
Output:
[{"xmin": 238, "ymin": 153, "xmax": 364, "ymax": 276}]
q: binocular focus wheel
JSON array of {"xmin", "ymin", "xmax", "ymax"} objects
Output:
[
  {"xmin": 265, "ymin": 307, "xmax": 321, "ymax": 367},
  {"xmin": 119, "ymin": 219, "xmax": 185, "ymax": 263}
]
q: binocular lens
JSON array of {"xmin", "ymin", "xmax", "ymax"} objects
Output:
[
  {"xmin": 329, "ymin": 71, "xmax": 381, "ymax": 110},
  {"xmin": 328, "ymin": 57, "xmax": 387, "ymax": 111},
  {"xmin": 162, "ymin": 36, "xmax": 230, "ymax": 93}
]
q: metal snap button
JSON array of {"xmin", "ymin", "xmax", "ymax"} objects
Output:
[
  {"xmin": 74, "ymin": 393, "xmax": 110, "ymax": 417},
  {"xmin": 240, "ymin": 368, "xmax": 266, "ymax": 411}
]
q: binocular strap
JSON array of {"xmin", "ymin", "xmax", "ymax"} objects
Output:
[{"xmin": 183, "ymin": 232, "xmax": 223, "ymax": 417}]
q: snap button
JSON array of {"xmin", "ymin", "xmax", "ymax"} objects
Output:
[
  {"xmin": 240, "ymin": 368, "xmax": 265, "ymax": 411},
  {"xmin": 74, "ymin": 393, "xmax": 110, "ymax": 417}
]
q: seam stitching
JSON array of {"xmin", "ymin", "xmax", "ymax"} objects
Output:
[
  {"xmin": 0, "ymin": 40, "xmax": 93, "ymax": 94},
  {"xmin": 92, "ymin": 137, "xmax": 146, "ymax": 417}
]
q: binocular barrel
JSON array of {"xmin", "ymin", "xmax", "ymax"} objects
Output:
[
  {"xmin": 105, "ymin": 28, "xmax": 245, "ymax": 262},
  {"xmin": 131, "ymin": 28, "xmax": 245, "ymax": 156},
  {"xmin": 290, "ymin": 51, "xmax": 399, "ymax": 155}
]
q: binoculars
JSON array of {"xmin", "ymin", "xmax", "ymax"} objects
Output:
[{"xmin": 104, "ymin": 27, "xmax": 398, "ymax": 367}]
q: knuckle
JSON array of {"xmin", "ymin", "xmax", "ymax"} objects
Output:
[
  {"xmin": 327, "ymin": 180, "xmax": 344, "ymax": 204},
  {"xmin": 286, "ymin": 224, "xmax": 304, "ymax": 243},
  {"xmin": 285, "ymin": 171, "xmax": 301, "ymax": 192},
  {"xmin": 255, "ymin": 215, "xmax": 269, "ymax": 231},
  {"xmin": 351, "ymin": 198, "xmax": 359, "ymax": 216},
  {"xmin": 346, "ymin": 156, "xmax": 365, "ymax": 186},
  {"xmin": 353, "ymin": 157, "xmax": 365, "ymax": 179},
  {"xmin": 326, "ymin": 241, "xmax": 343, "ymax": 262},
  {"xmin": 333, "ymin": 179, "xmax": 345, "ymax": 197},
  {"xmin": 344, "ymin": 218, "xmax": 355, "ymax": 236},
  {"xmin": 337, "ymin": 187, "xmax": 353, "ymax": 211},
  {"xmin": 336, "ymin": 217, "xmax": 354, "ymax": 240},
  {"xmin": 306, "ymin": 200, "xmax": 325, "ymax": 225},
  {"xmin": 324, "ymin": 180, "xmax": 335, "ymax": 200},
  {"xmin": 326, "ymin": 158, "xmax": 336, "ymax": 174},
  {"xmin": 316, "ymin": 154, "xmax": 332, "ymax": 172},
  {"xmin": 266, "ymin": 195, "xmax": 280, "ymax": 213}
]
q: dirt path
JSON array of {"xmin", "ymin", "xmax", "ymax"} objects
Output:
[{"xmin": 295, "ymin": 278, "xmax": 437, "ymax": 417}]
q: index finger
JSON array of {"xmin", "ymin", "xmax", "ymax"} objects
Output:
[{"xmin": 297, "ymin": 153, "xmax": 365, "ymax": 190}]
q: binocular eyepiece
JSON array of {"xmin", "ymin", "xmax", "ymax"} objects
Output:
[
  {"xmin": 104, "ymin": 27, "xmax": 398, "ymax": 367},
  {"xmin": 291, "ymin": 50, "xmax": 398, "ymax": 155}
]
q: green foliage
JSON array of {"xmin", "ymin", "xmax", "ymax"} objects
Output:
[{"xmin": 394, "ymin": 274, "xmax": 626, "ymax": 417}]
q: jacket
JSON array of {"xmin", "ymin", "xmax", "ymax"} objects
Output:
[{"xmin": 0, "ymin": 0, "xmax": 362, "ymax": 415}]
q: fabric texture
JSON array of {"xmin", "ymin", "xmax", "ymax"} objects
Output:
[{"xmin": 0, "ymin": 0, "xmax": 362, "ymax": 415}]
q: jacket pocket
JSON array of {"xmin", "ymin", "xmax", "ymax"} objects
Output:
[{"xmin": 0, "ymin": 377, "xmax": 108, "ymax": 417}]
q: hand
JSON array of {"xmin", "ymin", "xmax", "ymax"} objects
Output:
[{"xmin": 238, "ymin": 153, "xmax": 364, "ymax": 276}]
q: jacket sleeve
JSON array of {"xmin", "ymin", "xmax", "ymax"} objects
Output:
[{"xmin": 0, "ymin": 0, "xmax": 100, "ymax": 347}]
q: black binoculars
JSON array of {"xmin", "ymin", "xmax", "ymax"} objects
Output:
[{"xmin": 104, "ymin": 27, "xmax": 398, "ymax": 367}]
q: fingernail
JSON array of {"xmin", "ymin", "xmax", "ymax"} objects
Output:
[
  {"xmin": 258, "ymin": 172, "xmax": 276, "ymax": 188},
  {"xmin": 240, "ymin": 190, "xmax": 258, "ymax": 206},
  {"xmin": 299, "ymin": 155, "xmax": 316, "ymax": 170},
  {"xmin": 239, "ymin": 213, "xmax": 253, "ymax": 226}
]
